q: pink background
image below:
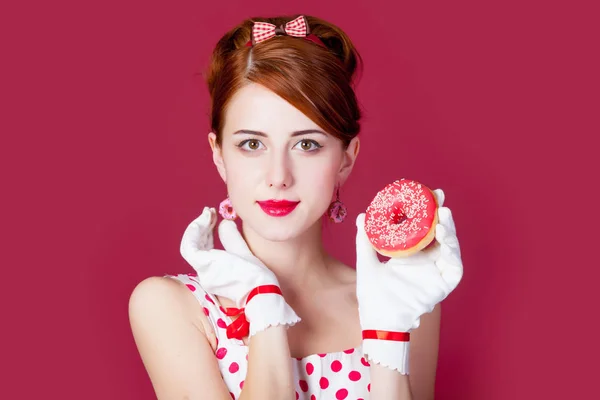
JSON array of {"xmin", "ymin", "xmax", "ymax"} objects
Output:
[{"xmin": 2, "ymin": 0, "xmax": 598, "ymax": 398}]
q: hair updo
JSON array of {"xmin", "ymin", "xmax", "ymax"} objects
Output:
[{"xmin": 205, "ymin": 15, "xmax": 363, "ymax": 148}]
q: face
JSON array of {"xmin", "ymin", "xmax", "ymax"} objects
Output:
[{"xmin": 208, "ymin": 83, "xmax": 359, "ymax": 242}]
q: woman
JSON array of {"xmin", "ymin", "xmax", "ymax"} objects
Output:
[{"xmin": 129, "ymin": 14, "xmax": 463, "ymax": 400}]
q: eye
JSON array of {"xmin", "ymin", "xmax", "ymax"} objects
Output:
[
  {"xmin": 293, "ymin": 139, "xmax": 322, "ymax": 152},
  {"xmin": 237, "ymin": 139, "xmax": 264, "ymax": 151}
]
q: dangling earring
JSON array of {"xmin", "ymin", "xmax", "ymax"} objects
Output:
[
  {"xmin": 327, "ymin": 186, "xmax": 347, "ymax": 223},
  {"xmin": 219, "ymin": 196, "xmax": 237, "ymax": 220}
]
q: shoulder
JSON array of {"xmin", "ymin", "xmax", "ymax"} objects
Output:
[
  {"xmin": 129, "ymin": 275, "xmax": 193, "ymax": 315},
  {"xmin": 128, "ymin": 276, "xmax": 215, "ymax": 345}
]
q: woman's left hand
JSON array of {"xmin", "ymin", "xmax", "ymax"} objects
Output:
[{"xmin": 355, "ymin": 189, "xmax": 464, "ymax": 374}]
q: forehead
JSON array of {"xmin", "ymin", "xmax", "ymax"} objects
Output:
[{"xmin": 223, "ymin": 83, "xmax": 321, "ymax": 134}]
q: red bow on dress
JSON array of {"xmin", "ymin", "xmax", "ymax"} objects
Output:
[
  {"xmin": 223, "ymin": 285, "xmax": 283, "ymax": 340},
  {"xmin": 224, "ymin": 306, "xmax": 250, "ymax": 339}
]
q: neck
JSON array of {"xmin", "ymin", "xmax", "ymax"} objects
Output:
[{"xmin": 240, "ymin": 218, "xmax": 333, "ymax": 299}]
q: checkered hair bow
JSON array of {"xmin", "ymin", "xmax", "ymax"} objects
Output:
[{"xmin": 248, "ymin": 15, "xmax": 323, "ymax": 46}]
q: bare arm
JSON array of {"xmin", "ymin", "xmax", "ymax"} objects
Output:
[
  {"xmin": 129, "ymin": 276, "xmax": 296, "ymax": 400},
  {"xmin": 129, "ymin": 277, "xmax": 232, "ymax": 399},
  {"xmin": 239, "ymin": 326, "xmax": 295, "ymax": 400},
  {"xmin": 369, "ymin": 303, "xmax": 441, "ymax": 400}
]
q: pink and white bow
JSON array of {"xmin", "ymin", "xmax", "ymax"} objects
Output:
[{"xmin": 250, "ymin": 15, "xmax": 310, "ymax": 45}]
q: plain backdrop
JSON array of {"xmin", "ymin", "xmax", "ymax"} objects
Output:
[{"xmin": 1, "ymin": 0, "xmax": 598, "ymax": 399}]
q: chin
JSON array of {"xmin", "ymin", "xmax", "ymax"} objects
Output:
[
  {"xmin": 241, "ymin": 205, "xmax": 323, "ymax": 242},
  {"xmin": 250, "ymin": 217, "xmax": 308, "ymax": 242},
  {"xmin": 251, "ymin": 227, "xmax": 300, "ymax": 242}
]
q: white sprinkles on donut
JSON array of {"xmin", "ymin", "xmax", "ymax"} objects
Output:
[{"xmin": 364, "ymin": 179, "xmax": 437, "ymax": 254}]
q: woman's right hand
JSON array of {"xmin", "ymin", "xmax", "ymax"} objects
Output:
[{"xmin": 179, "ymin": 207, "xmax": 301, "ymax": 339}]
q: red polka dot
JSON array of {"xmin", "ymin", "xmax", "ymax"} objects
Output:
[
  {"xmin": 310, "ymin": 395, "xmax": 316, "ymax": 400},
  {"xmin": 349, "ymin": 371, "xmax": 362, "ymax": 381},
  {"xmin": 229, "ymin": 362, "xmax": 239, "ymax": 373},
  {"xmin": 368, "ymin": 383, "xmax": 371, "ymax": 392},
  {"xmin": 343, "ymin": 348, "xmax": 354, "ymax": 354},
  {"xmin": 299, "ymin": 380, "xmax": 308, "ymax": 392},
  {"xmin": 318, "ymin": 353, "xmax": 327, "ymax": 357},
  {"xmin": 217, "ymin": 318, "xmax": 227, "ymax": 329},
  {"xmin": 215, "ymin": 337, "xmax": 219, "ymax": 347},
  {"xmin": 361, "ymin": 357, "xmax": 370, "ymax": 367},
  {"xmin": 219, "ymin": 306, "xmax": 227, "ymax": 313},
  {"xmin": 216, "ymin": 347, "xmax": 227, "ymax": 359},
  {"xmin": 295, "ymin": 392, "xmax": 299, "ymax": 400},
  {"xmin": 358, "ymin": 398, "xmax": 364, "ymax": 400},
  {"xmin": 229, "ymin": 392, "xmax": 234, "ymax": 399},
  {"xmin": 185, "ymin": 284, "xmax": 196, "ymax": 292},
  {"xmin": 203, "ymin": 307, "xmax": 210, "ymax": 316},
  {"xmin": 331, "ymin": 360, "xmax": 342, "ymax": 372},
  {"xmin": 306, "ymin": 362, "xmax": 314, "ymax": 375},
  {"xmin": 239, "ymin": 380, "xmax": 244, "ymax": 389},
  {"xmin": 335, "ymin": 388, "xmax": 348, "ymax": 399},
  {"xmin": 245, "ymin": 354, "xmax": 248, "ymax": 361},
  {"xmin": 295, "ymin": 357, "xmax": 302, "ymax": 361},
  {"xmin": 205, "ymin": 294, "xmax": 215, "ymax": 304},
  {"xmin": 319, "ymin": 377, "xmax": 329, "ymax": 389}
]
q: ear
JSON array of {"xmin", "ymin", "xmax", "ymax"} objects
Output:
[
  {"xmin": 208, "ymin": 132, "xmax": 227, "ymax": 183},
  {"xmin": 337, "ymin": 136, "xmax": 360, "ymax": 186}
]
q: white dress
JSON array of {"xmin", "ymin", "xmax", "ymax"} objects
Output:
[{"xmin": 166, "ymin": 273, "xmax": 372, "ymax": 399}]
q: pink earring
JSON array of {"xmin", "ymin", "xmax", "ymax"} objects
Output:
[
  {"xmin": 327, "ymin": 186, "xmax": 347, "ymax": 223},
  {"xmin": 219, "ymin": 196, "xmax": 237, "ymax": 220}
]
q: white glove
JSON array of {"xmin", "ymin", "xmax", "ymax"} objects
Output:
[
  {"xmin": 180, "ymin": 207, "xmax": 300, "ymax": 338},
  {"xmin": 355, "ymin": 189, "xmax": 463, "ymax": 374}
]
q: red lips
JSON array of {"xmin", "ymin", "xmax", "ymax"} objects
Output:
[{"xmin": 257, "ymin": 200, "xmax": 300, "ymax": 217}]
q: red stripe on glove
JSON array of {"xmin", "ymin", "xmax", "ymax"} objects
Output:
[{"xmin": 362, "ymin": 330, "xmax": 410, "ymax": 342}]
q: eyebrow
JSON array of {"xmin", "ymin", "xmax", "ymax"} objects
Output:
[{"xmin": 232, "ymin": 129, "xmax": 327, "ymax": 137}]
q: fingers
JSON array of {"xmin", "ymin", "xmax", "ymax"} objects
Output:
[
  {"xmin": 431, "ymin": 204, "xmax": 463, "ymax": 292},
  {"xmin": 432, "ymin": 189, "xmax": 445, "ymax": 207},
  {"xmin": 180, "ymin": 207, "xmax": 217, "ymax": 259},
  {"xmin": 435, "ymin": 209, "xmax": 460, "ymax": 259},
  {"xmin": 436, "ymin": 246, "xmax": 463, "ymax": 292},
  {"xmin": 434, "ymin": 223, "xmax": 447, "ymax": 245},
  {"xmin": 432, "ymin": 189, "xmax": 458, "ymax": 239},
  {"xmin": 436, "ymin": 207, "xmax": 457, "ymax": 236},
  {"xmin": 355, "ymin": 213, "xmax": 380, "ymax": 270},
  {"xmin": 388, "ymin": 245, "xmax": 437, "ymax": 265},
  {"xmin": 218, "ymin": 219, "xmax": 253, "ymax": 259},
  {"xmin": 435, "ymin": 243, "xmax": 464, "ymax": 292},
  {"xmin": 193, "ymin": 206, "xmax": 217, "ymax": 231},
  {"xmin": 188, "ymin": 248, "xmax": 241, "ymax": 286},
  {"xmin": 436, "ymin": 224, "xmax": 460, "ymax": 251},
  {"xmin": 198, "ymin": 206, "xmax": 217, "ymax": 229}
]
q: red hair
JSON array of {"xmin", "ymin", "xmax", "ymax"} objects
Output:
[{"xmin": 204, "ymin": 15, "xmax": 363, "ymax": 148}]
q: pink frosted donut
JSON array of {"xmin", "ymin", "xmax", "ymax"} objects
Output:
[{"xmin": 364, "ymin": 179, "xmax": 439, "ymax": 258}]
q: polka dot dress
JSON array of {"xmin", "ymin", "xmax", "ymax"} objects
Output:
[{"xmin": 167, "ymin": 273, "xmax": 371, "ymax": 399}]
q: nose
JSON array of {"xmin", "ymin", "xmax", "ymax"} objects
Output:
[{"xmin": 265, "ymin": 150, "xmax": 293, "ymax": 189}]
